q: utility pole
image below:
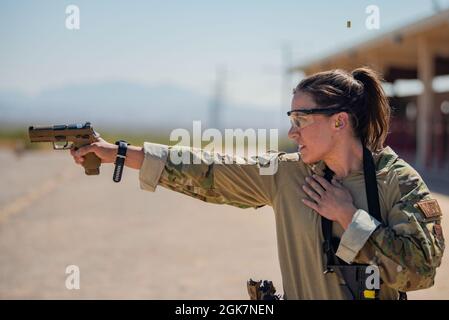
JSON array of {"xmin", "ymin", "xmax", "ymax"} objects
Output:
[
  {"xmin": 209, "ymin": 65, "xmax": 226, "ymax": 130},
  {"xmin": 431, "ymin": 0, "xmax": 441, "ymax": 12}
]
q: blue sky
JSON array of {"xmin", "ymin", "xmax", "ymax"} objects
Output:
[{"xmin": 1, "ymin": 0, "xmax": 448, "ymax": 110}]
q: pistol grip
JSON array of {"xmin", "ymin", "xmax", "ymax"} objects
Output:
[{"xmin": 83, "ymin": 152, "xmax": 101, "ymax": 175}]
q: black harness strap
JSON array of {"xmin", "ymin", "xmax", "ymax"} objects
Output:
[
  {"xmin": 322, "ymin": 167, "xmax": 337, "ymax": 273},
  {"xmin": 320, "ymin": 145, "xmax": 382, "ymax": 298},
  {"xmin": 321, "ymin": 145, "xmax": 381, "ymax": 268},
  {"xmin": 320, "ymin": 144, "xmax": 407, "ymax": 300},
  {"xmin": 362, "ymin": 146, "xmax": 382, "ymax": 222}
]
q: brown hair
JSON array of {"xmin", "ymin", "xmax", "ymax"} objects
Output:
[{"xmin": 294, "ymin": 67, "xmax": 390, "ymax": 151}]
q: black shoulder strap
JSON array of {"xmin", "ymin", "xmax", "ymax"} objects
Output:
[
  {"xmin": 320, "ymin": 145, "xmax": 406, "ymax": 299},
  {"xmin": 321, "ymin": 145, "xmax": 382, "ymax": 272},
  {"xmin": 322, "ymin": 167, "xmax": 336, "ymax": 272},
  {"xmin": 362, "ymin": 146, "xmax": 382, "ymax": 222}
]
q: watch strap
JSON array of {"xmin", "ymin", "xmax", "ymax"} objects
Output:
[{"xmin": 113, "ymin": 140, "xmax": 129, "ymax": 182}]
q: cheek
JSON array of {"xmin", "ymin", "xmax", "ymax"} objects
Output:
[
  {"xmin": 304, "ymin": 125, "xmax": 333, "ymax": 153},
  {"xmin": 304, "ymin": 124, "xmax": 330, "ymax": 143}
]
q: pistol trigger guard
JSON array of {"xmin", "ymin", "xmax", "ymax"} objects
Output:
[{"xmin": 52, "ymin": 141, "xmax": 71, "ymax": 150}]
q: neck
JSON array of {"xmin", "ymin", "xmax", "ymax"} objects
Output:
[{"xmin": 324, "ymin": 138, "xmax": 363, "ymax": 179}]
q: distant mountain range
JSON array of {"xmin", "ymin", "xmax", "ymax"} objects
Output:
[{"xmin": 0, "ymin": 81, "xmax": 285, "ymax": 133}]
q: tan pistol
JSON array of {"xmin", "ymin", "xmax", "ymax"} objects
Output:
[{"xmin": 28, "ymin": 122, "xmax": 101, "ymax": 175}]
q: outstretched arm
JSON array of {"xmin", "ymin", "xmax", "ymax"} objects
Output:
[{"xmin": 71, "ymin": 139, "xmax": 282, "ymax": 209}]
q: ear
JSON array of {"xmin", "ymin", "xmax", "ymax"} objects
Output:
[{"xmin": 331, "ymin": 112, "xmax": 349, "ymax": 130}]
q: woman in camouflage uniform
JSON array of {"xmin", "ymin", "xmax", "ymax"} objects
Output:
[{"xmin": 71, "ymin": 67, "xmax": 445, "ymax": 299}]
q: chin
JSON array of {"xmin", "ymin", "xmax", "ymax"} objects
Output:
[
  {"xmin": 300, "ymin": 151, "xmax": 311, "ymax": 163},
  {"xmin": 300, "ymin": 149, "xmax": 319, "ymax": 164}
]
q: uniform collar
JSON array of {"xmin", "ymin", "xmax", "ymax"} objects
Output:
[{"xmin": 307, "ymin": 145, "xmax": 399, "ymax": 178}]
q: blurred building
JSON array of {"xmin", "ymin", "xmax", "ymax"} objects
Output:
[{"xmin": 291, "ymin": 9, "xmax": 449, "ymax": 173}]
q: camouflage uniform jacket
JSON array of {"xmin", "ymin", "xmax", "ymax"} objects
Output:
[{"xmin": 139, "ymin": 143, "xmax": 445, "ymax": 299}]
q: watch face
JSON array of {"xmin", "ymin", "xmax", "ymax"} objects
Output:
[
  {"xmin": 115, "ymin": 140, "xmax": 129, "ymax": 146},
  {"xmin": 116, "ymin": 140, "xmax": 129, "ymax": 157}
]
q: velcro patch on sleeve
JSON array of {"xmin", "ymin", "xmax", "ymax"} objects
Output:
[{"xmin": 415, "ymin": 199, "xmax": 442, "ymax": 219}]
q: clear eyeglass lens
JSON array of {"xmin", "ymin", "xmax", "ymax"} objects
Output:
[{"xmin": 290, "ymin": 115, "xmax": 312, "ymax": 128}]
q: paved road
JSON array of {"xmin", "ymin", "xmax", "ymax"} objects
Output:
[{"xmin": 0, "ymin": 149, "xmax": 447, "ymax": 299}]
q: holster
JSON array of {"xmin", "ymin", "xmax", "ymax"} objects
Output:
[
  {"xmin": 330, "ymin": 264, "xmax": 380, "ymax": 300},
  {"xmin": 247, "ymin": 279, "xmax": 281, "ymax": 300}
]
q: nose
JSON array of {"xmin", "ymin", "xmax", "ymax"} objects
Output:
[{"xmin": 288, "ymin": 126, "xmax": 300, "ymax": 140}]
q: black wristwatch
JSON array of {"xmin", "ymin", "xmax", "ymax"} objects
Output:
[{"xmin": 113, "ymin": 140, "xmax": 129, "ymax": 182}]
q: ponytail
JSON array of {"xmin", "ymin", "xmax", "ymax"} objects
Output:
[{"xmin": 351, "ymin": 67, "xmax": 390, "ymax": 151}]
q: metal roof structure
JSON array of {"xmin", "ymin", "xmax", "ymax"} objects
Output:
[{"xmin": 291, "ymin": 9, "xmax": 449, "ymax": 83}]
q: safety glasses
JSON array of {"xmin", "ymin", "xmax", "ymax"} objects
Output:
[{"xmin": 287, "ymin": 106, "xmax": 349, "ymax": 129}]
